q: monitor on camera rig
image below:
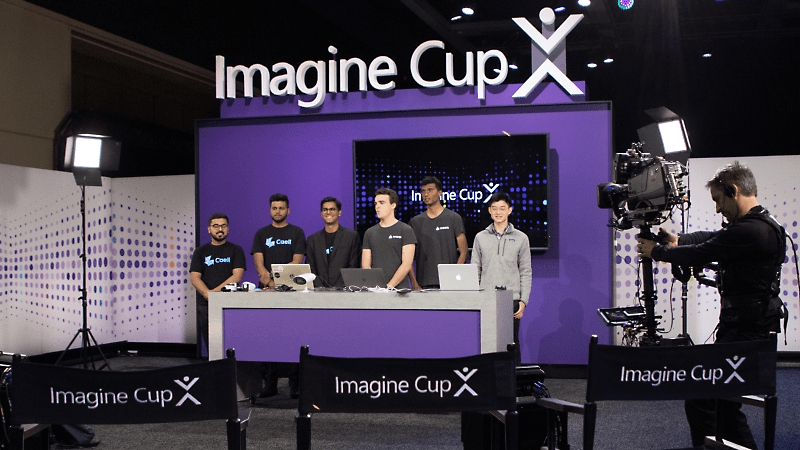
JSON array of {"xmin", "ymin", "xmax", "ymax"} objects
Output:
[{"xmin": 596, "ymin": 143, "xmax": 689, "ymax": 230}]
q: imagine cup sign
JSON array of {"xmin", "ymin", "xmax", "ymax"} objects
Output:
[
  {"xmin": 411, "ymin": 182, "xmax": 501, "ymax": 205},
  {"xmin": 216, "ymin": 8, "xmax": 583, "ymax": 108},
  {"xmin": 335, "ymin": 366, "xmax": 479, "ymax": 399},
  {"xmin": 619, "ymin": 355, "xmax": 749, "ymax": 387},
  {"xmin": 48, "ymin": 376, "xmax": 202, "ymax": 410}
]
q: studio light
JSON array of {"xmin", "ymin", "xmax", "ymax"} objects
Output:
[
  {"xmin": 461, "ymin": 6, "xmax": 475, "ymax": 15},
  {"xmin": 636, "ymin": 107, "xmax": 691, "ymax": 166},
  {"xmin": 55, "ymin": 134, "xmax": 121, "ymax": 370},
  {"xmin": 64, "ymin": 134, "xmax": 121, "ymax": 186}
]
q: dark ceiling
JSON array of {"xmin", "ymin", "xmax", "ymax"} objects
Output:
[{"xmin": 26, "ymin": 0, "xmax": 800, "ymax": 159}]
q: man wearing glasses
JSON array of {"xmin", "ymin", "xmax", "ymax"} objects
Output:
[
  {"xmin": 409, "ymin": 176, "xmax": 468, "ymax": 290},
  {"xmin": 471, "ymin": 192, "xmax": 531, "ymax": 365},
  {"xmin": 190, "ymin": 213, "xmax": 246, "ymax": 358},
  {"xmin": 306, "ymin": 197, "xmax": 361, "ymax": 288}
]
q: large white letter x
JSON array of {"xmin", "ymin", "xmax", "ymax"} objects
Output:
[{"xmin": 512, "ymin": 13, "xmax": 584, "ymax": 98}]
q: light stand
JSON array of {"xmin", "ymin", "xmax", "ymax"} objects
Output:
[
  {"xmin": 55, "ymin": 185, "xmax": 111, "ymax": 370},
  {"xmin": 55, "ymin": 135, "xmax": 120, "ymax": 370},
  {"xmin": 676, "ymin": 198, "xmax": 694, "ymax": 345}
]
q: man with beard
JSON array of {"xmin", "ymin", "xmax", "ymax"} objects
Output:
[
  {"xmin": 251, "ymin": 193, "xmax": 307, "ymax": 398},
  {"xmin": 408, "ymin": 176, "xmax": 468, "ymax": 289},
  {"xmin": 251, "ymin": 193, "xmax": 307, "ymax": 289},
  {"xmin": 190, "ymin": 213, "xmax": 246, "ymax": 358}
]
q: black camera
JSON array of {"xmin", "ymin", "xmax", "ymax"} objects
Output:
[{"xmin": 597, "ymin": 143, "xmax": 688, "ymax": 230}]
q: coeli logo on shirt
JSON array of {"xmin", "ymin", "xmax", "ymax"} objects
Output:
[
  {"xmin": 265, "ymin": 237, "xmax": 292, "ymax": 248},
  {"xmin": 204, "ymin": 256, "xmax": 231, "ymax": 267},
  {"xmin": 435, "ymin": 226, "xmax": 450, "ymax": 231},
  {"xmin": 388, "ymin": 235, "xmax": 403, "ymax": 240}
]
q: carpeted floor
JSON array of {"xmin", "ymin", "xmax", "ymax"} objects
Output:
[{"xmin": 76, "ymin": 356, "xmax": 800, "ymax": 450}]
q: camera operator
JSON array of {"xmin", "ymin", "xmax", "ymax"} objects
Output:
[{"xmin": 637, "ymin": 161, "xmax": 785, "ymax": 449}]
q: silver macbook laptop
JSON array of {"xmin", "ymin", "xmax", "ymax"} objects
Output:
[
  {"xmin": 340, "ymin": 268, "xmax": 386, "ymax": 288},
  {"xmin": 438, "ymin": 264, "xmax": 481, "ymax": 291},
  {"xmin": 271, "ymin": 263, "xmax": 315, "ymax": 291}
]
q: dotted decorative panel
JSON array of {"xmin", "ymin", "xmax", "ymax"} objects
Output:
[{"xmin": 0, "ymin": 167, "xmax": 194, "ymax": 355}]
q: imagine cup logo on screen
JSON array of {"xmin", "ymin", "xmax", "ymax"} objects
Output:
[{"xmin": 411, "ymin": 182, "xmax": 500, "ymax": 204}]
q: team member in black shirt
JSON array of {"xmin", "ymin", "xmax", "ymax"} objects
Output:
[
  {"xmin": 189, "ymin": 213, "xmax": 246, "ymax": 357},
  {"xmin": 638, "ymin": 161, "xmax": 784, "ymax": 449},
  {"xmin": 306, "ymin": 197, "xmax": 361, "ymax": 288},
  {"xmin": 250, "ymin": 193, "xmax": 307, "ymax": 398},
  {"xmin": 251, "ymin": 193, "xmax": 307, "ymax": 289}
]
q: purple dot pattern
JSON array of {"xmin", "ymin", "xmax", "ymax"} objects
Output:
[
  {"xmin": 612, "ymin": 159, "xmax": 799, "ymax": 349},
  {"xmin": 1, "ymin": 185, "xmax": 195, "ymax": 345}
]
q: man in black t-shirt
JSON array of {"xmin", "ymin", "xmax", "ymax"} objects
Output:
[
  {"xmin": 250, "ymin": 193, "xmax": 307, "ymax": 398},
  {"xmin": 306, "ymin": 197, "xmax": 361, "ymax": 288},
  {"xmin": 190, "ymin": 213, "xmax": 246, "ymax": 357},
  {"xmin": 409, "ymin": 176, "xmax": 468, "ymax": 289},
  {"xmin": 362, "ymin": 188, "xmax": 416, "ymax": 289},
  {"xmin": 251, "ymin": 193, "xmax": 307, "ymax": 289}
]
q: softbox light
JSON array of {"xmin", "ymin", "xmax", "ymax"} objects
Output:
[
  {"xmin": 637, "ymin": 107, "xmax": 691, "ymax": 166},
  {"xmin": 64, "ymin": 135, "xmax": 121, "ymax": 186}
]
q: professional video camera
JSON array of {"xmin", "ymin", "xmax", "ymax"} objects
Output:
[{"xmin": 597, "ymin": 143, "xmax": 689, "ymax": 230}]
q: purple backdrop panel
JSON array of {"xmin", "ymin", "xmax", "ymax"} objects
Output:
[
  {"xmin": 199, "ymin": 84, "xmax": 613, "ymax": 366},
  {"xmin": 222, "ymin": 308, "xmax": 481, "ymax": 362}
]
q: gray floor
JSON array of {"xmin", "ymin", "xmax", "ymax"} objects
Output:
[{"xmin": 83, "ymin": 356, "xmax": 799, "ymax": 450}]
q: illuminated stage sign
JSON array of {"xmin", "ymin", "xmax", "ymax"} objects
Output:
[{"xmin": 215, "ymin": 8, "xmax": 583, "ymax": 108}]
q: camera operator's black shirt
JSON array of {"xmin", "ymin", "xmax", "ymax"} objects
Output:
[{"xmin": 651, "ymin": 205, "xmax": 782, "ymax": 299}]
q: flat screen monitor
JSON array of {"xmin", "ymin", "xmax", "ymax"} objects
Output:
[{"xmin": 353, "ymin": 133, "xmax": 550, "ymax": 251}]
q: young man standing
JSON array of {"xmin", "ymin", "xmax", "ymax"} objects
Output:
[
  {"xmin": 190, "ymin": 213, "xmax": 246, "ymax": 357},
  {"xmin": 251, "ymin": 193, "xmax": 307, "ymax": 289},
  {"xmin": 409, "ymin": 176, "xmax": 468, "ymax": 289},
  {"xmin": 250, "ymin": 193, "xmax": 306, "ymax": 398},
  {"xmin": 362, "ymin": 188, "xmax": 416, "ymax": 289},
  {"xmin": 471, "ymin": 192, "xmax": 532, "ymax": 365},
  {"xmin": 306, "ymin": 197, "xmax": 361, "ymax": 288}
]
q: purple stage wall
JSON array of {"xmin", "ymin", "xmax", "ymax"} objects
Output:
[{"xmin": 197, "ymin": 82, "xmax": 613, "ymax": 365}]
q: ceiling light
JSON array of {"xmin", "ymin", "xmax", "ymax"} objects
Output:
[
  {"xmin": 618, "ymin": 0, "xmax": 634, "ymax": 10},
  {"xmin": 604, "ymin": 58, "xmax": 614, "ymax": 64},
  {"xmin": 702, "ymin": 53, "xmax": 712, "ymax": 58},
  {"xmin": 509, "ymin": 64, "xmax": 518, "ymax": 70},
  {"xmin": 587, "ymin": 62, "xmax": 598, "ymax": 68},
  {"xmin": 578, "ymin": 0, "xmax": 591, "ymax": 7},
  {"xmin": 554, "ymin": 6, "xmax": 566, "ymax": 12},
  {"xmin": 462, "ymin": 7, "xmax": 475, "ymax": 15},
  {"xmin": 451, "ymin": 15, "xmax": 462, "ymax": 21}
]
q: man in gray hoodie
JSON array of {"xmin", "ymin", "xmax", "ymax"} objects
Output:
[{"xmin": 471, "ymin": 192, "xmax": 532, "ymax": 365}]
